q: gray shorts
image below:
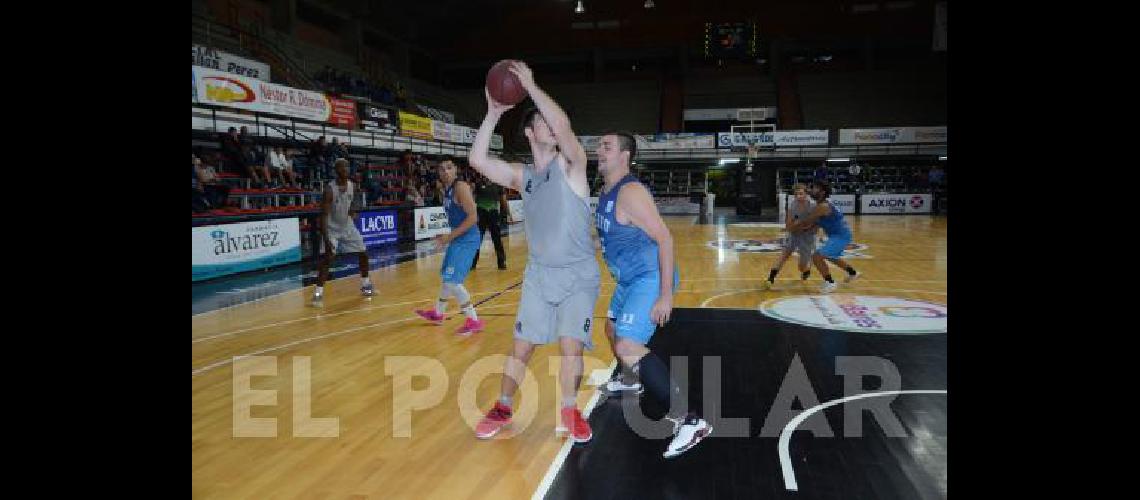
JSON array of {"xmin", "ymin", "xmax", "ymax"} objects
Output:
[
  {"xmin": 783, "ymin": 231, "xmax": 816, "ymax": 268},
  {"xmin": 325, "ymin": 224, "xmax": 366, "ymax": 254},
  {"xmin": 514, "ymin": 260, "xmax": 601, "ymax": 350}
]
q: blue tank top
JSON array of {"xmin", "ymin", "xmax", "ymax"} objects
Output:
[
  {"xmin": 816, "ymin": 200, "xmax": 852, "ymax": 238},
  {"xmin": 595, "ymin": 174, "xmax": 675, "ymax": 283},
  {"xmin": 443, "ymin": 181, "xmax": 479, "ymax": 244}
]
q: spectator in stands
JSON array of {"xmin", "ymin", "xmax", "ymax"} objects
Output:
[
  {"xmin": 928, "ymin": 164, "xmax": 945, "ymax": 190},
  {"xmin": 814, "ymin": 162, "xmax": 830, "ymax": 183},
  {"xmin": 243, "ymin": 143, "xmax": 266, "ymax": 187},
  {"xmin": 909, "ymin": 168, "xmax": 929, "ymax": 191},
  {"xmin": 406, "ymin": 179, "xmax": 425, "ymax": 207},
  {"xmin": 848, "ymin": 162, "xmax": 863, "ymax": 181},
  {"xmin": 193, "ymin": 155, "xmax": 209, "ymax": 213},
  {"xmin": 263, "ymin": 146, "xmax": 288, "ymax": 188},
  {"xmin": 280, "ymin": 149, "xmax": 298, "ymax": 188},
  {"xmin": 310, "ymin": 136, "xmax": 329, "ymax": 180},
  {"xmin": 195, "ymin": 154, "xmax": 231, "ymax": 209},
  {"xmin": 330, "ymin": 137, "xmax": 347, "ymax": 161},
  {"xmin": 219, "ymin": 127, "xmax": 242, "ymax": 175}
]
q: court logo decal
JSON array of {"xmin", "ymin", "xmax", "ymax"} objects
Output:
[
  {"xmin": 910, "ymin": 195, "xmax": 925, "ymax": 209},
  {"xmin": 759, "ymin": 295, "xmax": 946, "ymax": 334},
  {"xmin": 706, "ymin": 239, "xmax": 872, "ymax": 258}
]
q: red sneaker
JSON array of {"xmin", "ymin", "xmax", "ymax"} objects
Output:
[
  {"xmin": 557, "ymin": 407, "xmax": 593, "ymax": 443},
  {"xmin": 456, "ymin": 318, "xmax": 485, "ymax": 337},
  {"xmin": 475, "ymin": 402, "xmax": 513, "ymax": 439},
  {"xmin": 414, "ymin": 309, "xmax": 444, "ymax": 325}
]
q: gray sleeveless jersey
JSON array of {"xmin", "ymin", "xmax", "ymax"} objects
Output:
[
  {"xmin": 520, "ymin": 157, "xmax": 595, "ymax": 267},
  {"xmin": 326, "ymin": 180, "xmax": 356, "ymax": 231}
]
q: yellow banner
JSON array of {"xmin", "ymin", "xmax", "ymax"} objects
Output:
[{"xmin": 399, "ymin": 111, "xmax": 434, "ymax": 139}]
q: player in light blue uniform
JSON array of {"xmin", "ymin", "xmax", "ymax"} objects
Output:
[
  {"xmin": 414, "ymin": 158, "xmax": 485, "ymax": 336},
  {"xmin": 594, "ymin": 131, "xmax": 711, "ymax": 459},
  {"xmin": 788, "ymin": 180, "xmax": 861, "ymax": 293}
]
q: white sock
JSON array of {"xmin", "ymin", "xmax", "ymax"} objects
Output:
[
  {"xmin": 498, "ymin": 395, "xmax": 512, "ymax": 407},
  {"xmin": 452, "ymin": 284, "xmax": 471, "ymax": 304},
  {"xmin": 461, "ymin": 303, "xmax": 478, "ymax": 320},
  {"xmin": 362, "ymin": 276, "xmax": 371, "ymax": 286},
  {"xmin": 436, "ymin": 283, "xmax": 452, "ymax": 314},
  {"xmin": 561, "ymin": 396, "xmax": 577, "ymax": 409},
  {"xmin": 315, "ymin": 285, "xmax": 324, "ymax": 295}
]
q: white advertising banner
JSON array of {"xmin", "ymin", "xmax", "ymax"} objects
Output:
[
  {"xmin": 838, "ymin": 127, "xmax": 947, "ymax": 145},
  {"xmin": 637, "ymin": 133, "xmax": 716, "ymax": 150},
  {"xmin": 192, "ymin": 218, "xmax": 301, "ymax": 281},
  {"xmin": 192, "ymin": 45, "xmax": 270, "ymax": 81},
  {"xmin": 193, "ymin": 65, "xmax": 331, "ymax": 122},
  {"xmin": 578, "ymin": 133, "xmax": 716, "ymax": 152},
  {"xmin": 860, "ymin": 193, "xmax": 933, "ymax": 214},
  {"xmin": 414, "ymin": 206, "xmax": 451, "ymax": 240},
  {"xmin": 829, "ymin": 194, "xmax": 857, "ymax": 214},
  {"xmin": 716, "ymin": 130, "xmax": 830, "ymax": 148}
]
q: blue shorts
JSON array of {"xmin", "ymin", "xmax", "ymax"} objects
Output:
[
  {"xmin": 607, "ymin": 268, "xmax": 680, "ymax": 345},
  {"xmin": 441, "ymin": 240, "xmax": 479, "ymax": 284},
  {"xmin": 816, "ymin": 233, "xmax": 852, "ymax": 260}
]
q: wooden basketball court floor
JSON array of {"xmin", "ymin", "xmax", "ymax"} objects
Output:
[{"xmin": 192, "ymin": 214, "xmax": 947, "ymax": 499}]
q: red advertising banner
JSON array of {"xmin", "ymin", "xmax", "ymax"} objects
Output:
[{"xmin": 328, "ymin": 97, "xmax": 358, "ymax": 129}]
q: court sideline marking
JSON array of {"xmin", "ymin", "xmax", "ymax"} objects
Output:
[{"xmin": 778, "ymin": 390, "xmax": 948, "ymax": 491}]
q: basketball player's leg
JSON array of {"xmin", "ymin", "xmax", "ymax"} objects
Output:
[
  {"xmin": 828, "ymin": 256, "xmax": 860, "ymax": 283},
  {"xmin": 553, "ymin": 284, "xmax": 599, "ymax": 443},
  {"xmin": 336, "ymin": 227, "xmax": 373, "ymax": 295},
  {"xmin": 314, "ymin": 234, "xmax": 337, "ymax": 301},
  {"xmin": 797, "ymin": 236, "xmax": 814, "ymax": 281},
  {"xmin": 604, "ymin": 283, "xmax": 642, "ymax": 395},
  {"xmin": 610, "ymin": 271, "xmax": 711, "ymax": 458},
  {"xmin": 764, "ymin": 248, "xmax": 794, "ymax": 289},
  {"xmin": 818, "ymin": 233, "xmax": 858, "ymax": 284},
  {"xmin": 445, "ymin": 241, "xmax": 484, "ymax": 335},
  {"xmin": 814, "ymin": 235, "xmax": 847, "ymax": 292},
  {"xmin": 475, "ymin": 280, "xmax": 549, "ymax": 439},
  {"xmin": 474, "ymin": 338, "xmax": 537, "ymax": 440}
]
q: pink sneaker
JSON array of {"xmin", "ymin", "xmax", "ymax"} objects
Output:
[
  {"xmin": 556, "ymin": 407, "xmax": 593, "ymax": 443},
  {"xmin": 456, "ymin": 318, "xmax": 485, "ymax": 337},
  {"xmin": 474, "ymin": 402, "xmax": 513, "ymax": 439},
  {"xmin": 414, "ymin": 309, "xmax": 444, "ymax": 325}
]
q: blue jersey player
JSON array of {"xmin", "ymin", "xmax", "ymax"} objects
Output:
[
  {"xmin": 788, "ymin": 180, "xmax": 861, "ymax": 293},
  {"xmin": 594, "ymin": 131, "xmax": 711, "ymax": 458},
  {"xmin": 414, "ymin": 158, "xmax": 485, "ymax": 336}
]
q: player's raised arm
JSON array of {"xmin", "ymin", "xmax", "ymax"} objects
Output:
[
  {"xmin": 469, "ymin": 89, "xmax": 525, "ymax": 191},
  {"xmin": 508, "ymin": 62, "xmax": 587, "ymax": 172}
]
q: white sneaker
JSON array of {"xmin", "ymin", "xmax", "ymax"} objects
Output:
[
  {"xmin": 663, "ymin": 416, "xmax": 712, "ymax": 458},
  {"xmin": 820, "ymin": 281, "xmax": 838, "ymax": 294},
  {"xmin": 603, "ymin": 377, "xmax": 644, "ymax": 396},
  {"xmin": 844, "ymin": 270, "xmax": 861, "ymax": 284}
]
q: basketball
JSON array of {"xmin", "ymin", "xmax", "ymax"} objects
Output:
[{"xmin": 486, "ymin": 60, "xmax": 528, "ymax": 106}]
